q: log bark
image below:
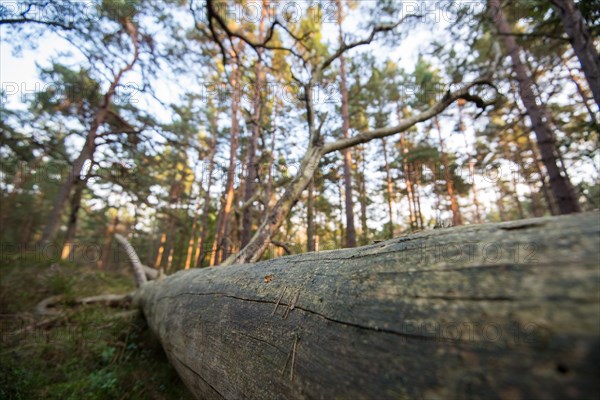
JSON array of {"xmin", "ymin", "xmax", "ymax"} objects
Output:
[{"xmin": 133, "ymin": 212, "xmax": 600, "ymax": 400}]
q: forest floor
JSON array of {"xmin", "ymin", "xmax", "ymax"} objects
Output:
[{"xmin": 0, "ymin": 254, "xmax": 193, "ymax": 399}]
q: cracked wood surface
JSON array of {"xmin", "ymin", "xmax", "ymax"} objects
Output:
[{"xmin": 134, "ymin": 212, "xmax": 600, "ymax": 399}]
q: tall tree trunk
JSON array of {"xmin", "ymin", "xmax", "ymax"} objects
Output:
[
  {"xmin": 489, "ymin": 0, "xmax": 581, "ymax": 214},
  {"xmin": 211, "ymin": 60, "xmax": 241, "ymax": 266},
  {"xmin": 551, "ymin": 0, "xmax": 600, "ymax": 107},
  {"xmin": 528, "ymin": 181, "xmax": 544, "ymax": 217},
  {"xmin": 512, "ymin": 175, "xmax": 525, "ymax": 219},
  {"xmin": 0, "ymin": 160, "xmax": 28, "ymax": 240},
  {"xmin": 178, "ymin": 201, "xmax": 192, "ymax": 268},
  {"xmin": 337, "ymin": 0, "xmax": 356, "ymax": 248},
  {"xmin": 514, "ymin": 147, "xmax": 543, "ymax": 218},
  {"xmin": 457, "ymin": 100, "xmax": 483, "ymax": 223},
  {"xmin": 98, "ymin": 215, "xmax": 119, "ymax": 269},
  {"xmin": 381, "ymin": 138, "xmax": 395, "ymax": 238},
  {"xmin": 166, "ymin": 247, "xmax": 174, "ymax": 274},
  {"xmin": 353, "ymin": 146, "xmax": 368, "ymax": 245},
  {"xmin": 156, "ymin": 169, "xmax": 183, "ymax": 268},
  {"xmin": 414, "ymin": 173, "xmax": 424, "ymax": 229},
  {"xmin": 154, "ymin": 232, "xmax": 167, "ymax": 269},
  {"xmin": 563, "ymin": 56, "xmax": 598, "ymax": 125},
  {"xmin": 182, "ymin": 159, "xmax": 206, "ymax": 270},
  {"xmin": 405, "ymin": 162, "xmax": 418, "ymax": 230},
  {"xmin": 525, "ymin": 134, "xmax": 558, "ymax": 215},
  {"xmin": 241, "ymin": 3, "xmax": 266, "ymax": 248},
  {"xmin": 160, "ymin": 208, "xmax": 177, "ymax": 269},
  {"xmin": 338, "ymin": 177, "xmax": 345, "ymax": 243},
  {"xmin": 434, "ymin": 116, "xmax": 463, "ymax": 226},
  {"xmin": 264, "ymin": 101, "xmax": 279, "ymax": 216},
  {"xmin": 496, "ymin": 186, "xmax": 507, "ymax": 221},
  {"xmin": 39, "ymin": 133, "xmax": 97, "ymax": 246},
  {"xmin": 21, "ymin": 213, "xmax": 36, "ymax": 246},
  {"xmin": 179, "ymin": 197, "xmax": 197, "ymax": 271},
  {"xmin": 397, "ymin": 106, "xmax": 417, "ymax": 230},
  {"xmin": 306, "ymin": 178, "xmax": 315, "ymax": 252},
  {"xmin": 468, "ymin": 159, "xmax": 483, "ymax": 223},
  {"xmin": 499, "ymin": 138, "xmax": 525, "ymax": 220},
  {"xmin": 184, "ymin": 201, "xmax": 201, "ymax": 270},
  {"xmin": 38, "ymin": 18, "xmax": 139, "ymax": 246},
  {"xmin": 60, "ymin": 175, "xmax": 87, "ymax": 260},
  {"xmin": 194, "ymin": 119, "xmax": 219, "ymax": 269}
]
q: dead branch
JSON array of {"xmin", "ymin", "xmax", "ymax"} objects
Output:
[
  {"xmin": 34, "ymin": 293, "xmax": 134, "ymax": 316},
  {"xmin": 114, "ymin": 233, "xmax": 148, "ymax": 287}
]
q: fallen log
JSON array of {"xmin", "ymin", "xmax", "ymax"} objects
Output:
[{"xmin": 131, "ymin": 212, "xmax": 600, "ymax": 399}]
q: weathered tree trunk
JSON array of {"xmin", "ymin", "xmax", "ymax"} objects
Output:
[
  {"xmin": 489, "ymin": 0, "xmax": 581, "ymax": 214},
  {"xmin": 134, "ymin": 212, "xmax": 600, "ymax": 400}
]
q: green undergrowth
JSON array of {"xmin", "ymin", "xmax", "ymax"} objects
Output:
[{"xmin": 0, "ymin": 254, "xmax": 192, "ymax": 399}]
